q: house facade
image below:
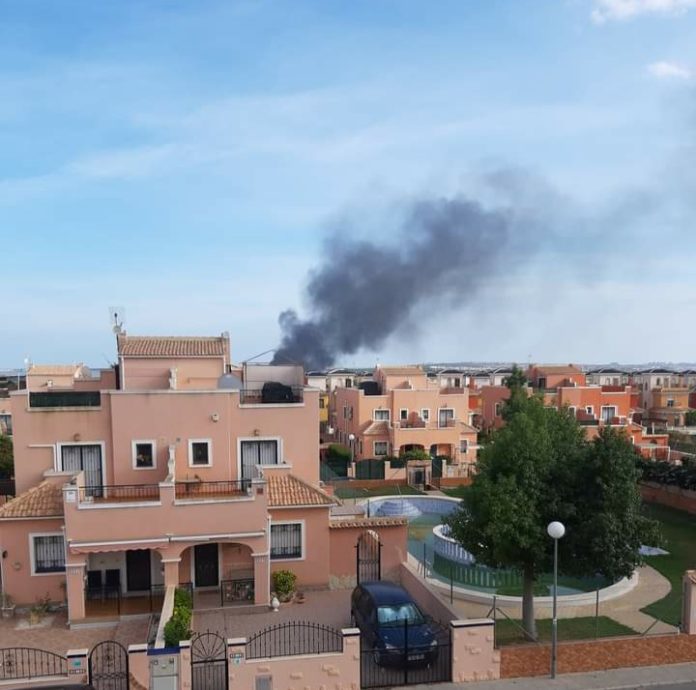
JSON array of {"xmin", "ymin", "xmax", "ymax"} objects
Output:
[
  {"xmin": 0, "ymin": 333, "xmax": 407, "ymax": 624},
  {"xmin": 330, "ymin": 365, "xmax": 478, "ymax": 474}
]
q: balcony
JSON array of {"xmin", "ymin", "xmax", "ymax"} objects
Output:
[
  {"xmin": 29, "ymin": 391, "xmax": 100, "ymax": 409},
  {"xmin": 174, "ymin": 479, "xmax": 251, "ymax": 500},
  {"xmin": 79, "ymin": 484, "xmax": 160, "ymax": 503}
]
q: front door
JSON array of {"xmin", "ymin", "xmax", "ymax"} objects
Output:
[
  {"xmin": 126, "ymin": 550, "xmax": 151, "ymax": 592},
  {"xmin": 194, "ymin": 544, "xmax": 219, "ymax": 587}
]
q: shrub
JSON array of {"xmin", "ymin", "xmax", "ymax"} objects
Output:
[
  {"xmin": 272, "ymin": 570, "xmax": 297, "ymax": 602},
  {"xmin": 326, "ymin": 444, "xmax": 351, "ymax": 462},
  {"xmin": 685, "ymin": 410, "xmax": 696, "ymax": 427},
  {"xmin": 163, "ymin": 587, "xmax": 193, "ymax": 647},
  {"xmin": 399, "ymin": 448, "xmax": 430, "ymax": 462}
]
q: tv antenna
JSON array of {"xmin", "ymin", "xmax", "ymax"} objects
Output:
[{"xmin": 109, "ymin": 307, "xmax": 125, "ymax": 334}]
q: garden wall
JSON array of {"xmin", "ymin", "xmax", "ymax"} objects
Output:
[
  {"xmin": 501, "ymin": 634, "xmax": 696, "ymax": 678},
  {"xmin": 640, "ymin": 482, "xmax": 696, "ymax": 515}
]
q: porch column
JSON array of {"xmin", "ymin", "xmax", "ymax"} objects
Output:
[
  {"xmin": 252, "ymin": 553, "xmax": 270, "ymax": 606},
  {"xmin": 683, "ymin": 570, "xmax": 696, "ymax": 634},
  {"xmin": 66, "ymin": 557, "xmax": 87, "ymax": 622},
  {"xmin": 162, "ymin": 558, "xmax": 181, "ymax": 587}
]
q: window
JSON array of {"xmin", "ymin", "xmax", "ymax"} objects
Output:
[
  {"xmin": 241, "ymin": 439, "xmax": 279, "ymax": 479},
  {"xmin": 270, "ymin": 523, "xmax": 303, "ymax": 560},
  {"xmin": 667, "ymin": 399, "xmax": 675, "ymax": 408},
  {"xmin": 601, "ymin": 406, "xmax": 617, "ymax": 422},
  {"xmin": 421, "ymin": 408, "xmax": 430, "ymax": 422},
  {"xmin": 319, "ymin": 398, "xmax": 326, "ymax": 409},
  {"xmin": 400, "ymin": 409, "xmax": 408, "ymax": 421},
  {"xmin": 345, "ymin": 379, "xmax": 352, "ymax": 388},
  {"xmin": 189, "ymin": 439, "xmax": 212, "ymax": 467},
  {"xmin": 132, "ymin": 441, "xmax": 156, "ymax": 469},
  {"xmin": 31, "ymin": 534, "xmax": 65, "ymax": 574},
  {"xmin": 494, "ymin": 403, "xmax": 502, "ymax": 417},
  {"xmin": 460, "ymin": 440, "xmax": 469, "ymax": 453},
  {"xmin": 438, "ymin": 408, "xmax": 455, "ymax": 427},
  {"xmin": 374, "ymin": 409, "xmax": 390, "ymax": 421},
  {"xmin": 0, "ymin": 414, "xmax": 11, "ymax": 435},
  {"xmin": 374, "ymin": 441, "xmax": 388, "ymax": 456},
  {"xmin": 567, "ymin": 406, "xmax": 577, "ymax": 417}
]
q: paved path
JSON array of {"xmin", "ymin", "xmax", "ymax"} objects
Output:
[
  {"xmin": 445, "ymin": 566, "xmax": 677, "ymax": 635},
  {"xmin": 402, "ymin": 662, "xmax": 696, "ymax": 689}
]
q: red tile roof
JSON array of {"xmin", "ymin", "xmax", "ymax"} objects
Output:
[
  {"xmin": 0, "ymin": 481, "xmax": 64, "ymax": 519},
  {"xmin": 117, "ymin": 335, "xmax": 228, "ymax": 358},
  {"xmin": 266, "ymin": 474, "xmax": 337, "ymax": 507}
]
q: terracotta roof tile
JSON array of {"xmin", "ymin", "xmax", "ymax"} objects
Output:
[
  {"xmin": 379, "ymin": 366, "xmax": 424, "ymax": 376},
  {"xmin": 329, "ymin": 517, "xmax": 408, "ymax": 529},
  {"xmin": 361, "ymin": 421, "xmax": 390, "ymax": 436},
  {"xmin": 0, "ymin": 481, "xmax": 64, "ymax": 519},
  {"xmin": 28, "ymin": 364, "xmax": 83, "ymax": 376},
  {"xmin": 117, "ymin": 335, "xmax": 228, "ymax": 358},
  {"xmin": 266, "ymin": 474, "xmax": 337, "ymax": 507}
]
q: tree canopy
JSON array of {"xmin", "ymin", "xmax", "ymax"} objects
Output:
[{"xmin": 446, "ymin": 377, "xmax": 659, "ymax": 639}]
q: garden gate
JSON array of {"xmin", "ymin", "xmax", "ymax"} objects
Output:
[
  {"xmin": 191, "ymin": 631, "xmax": 228, "ymax": 690},
  {"xmin": 356, "ymin": 529, "xmax": 382, "ymax": 584},
  {"xmin": 89, "ymin": 640, "xmax": 129, "ymax": 690}
]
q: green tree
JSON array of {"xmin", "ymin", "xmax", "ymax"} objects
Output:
[
  {"xmin": 446, "ymin": 387, "xmax": 657, "ymax": 640},
  {"xmin": 0, "ymin": 435, "xmax": 13, "ymax": 479}
]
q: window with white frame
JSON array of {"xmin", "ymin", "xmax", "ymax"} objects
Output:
[
  {"xmin": 132, "ymin": 440, "xmax": 156, "ymax": 469},
  {"xmin": 374, "ymin": 441, "xmax": 388, "ymax": 456},
  {"xmin": 241, "ymin": 440, "xmax": 279, "ymax": 480},
  {"xmin": 374, "ymin": 409, "xmax": 390, "ymax": 421},
  {"xmin": 270, "ymin": 523, "xmax": 303, "ymax": 560},
  {"xmin": 459, "ymin": 439, "xmax": 469, "ymax": 453},
  {"xmin": 400, "ymin": 408, "xmax": 408, "ymax": 421},
  {"xmin": 585, "ymin": 406, "xmax": 594, "ymax": 416},
  {"xmin": 31, "ymin": 534, "xmax": 65, "ymax": 574},
  {"xmin": 438, "ymin": 408, "xmax": 455, "ymax": 427},
  {"xmin": 189, "ymin": 439, "xmax": 212, "ymax": 466},
  {"xmin": 421, "ymin": 408, "xmax": 430, "ymax": 422},
  {"xmin": 601, "ymin": 406, "xmax": 617, "ymax": 422},
  {"xmin": 667, "ymin": 399, "xmax": 675, "ymax": 408}
]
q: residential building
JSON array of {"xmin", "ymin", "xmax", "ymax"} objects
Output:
[
  {"xmin": 306, "ymin": 371, "xmax": 330, "ymax": 441},
  {"xmin": 586, "ymin": 367, "xmax": 630, "ymax": 387},
  {"xmin": 331, "ymin": 365, "xmax": 478, "ymax": 476},
  {"xmin": 0, "ymin": 332, "xmax": 407, "ymax": 624},
  {"xmin": 631, "ymin": 368, "xmax": 691, "ymax": 428}
]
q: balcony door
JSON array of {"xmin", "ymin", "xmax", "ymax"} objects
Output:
[
  {"xmin": 126, "ymin": 550, "xmax": 151, "ymax": 592},
  {"xmin": 60, "ymin": 444, "xmax": 103, "ymax": 495},
  {"xmin": 241, "ymin": 440, "xmax": 279, "ymax": 480}
]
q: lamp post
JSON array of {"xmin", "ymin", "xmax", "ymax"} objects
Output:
[
  {"xmin": 348, "ymin": 433, "xmax": 355, "ymax": 467},
  {"xmin": 547, "ymin": 520, "xmax": 565, "ymax": 679}
]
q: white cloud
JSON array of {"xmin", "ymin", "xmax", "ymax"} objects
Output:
[
  {"xmin": 592, "ymin": 0, "xmax": 696, "ymax": 23},
  {"xmin": 647, "ymin": 60, "xmax": 693, "ymax": 79}
]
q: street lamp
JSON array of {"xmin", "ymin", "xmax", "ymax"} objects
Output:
[
  {"xmin": 547, "ymin": 520, "xmax": 565, "ymax": 679},
  {"xmin": 348, "ymin": 433, "xmax": 355, "ymax": 463}
]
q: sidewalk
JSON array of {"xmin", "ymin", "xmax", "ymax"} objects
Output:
[{"xmin": 404, "ymin": 662, "xmax": 696, "ymax": 690}]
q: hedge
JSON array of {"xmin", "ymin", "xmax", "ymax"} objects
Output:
[
  {"xmin": 163, "ymin": 587, "xmax": 193, "ymax": 647},
  {"xmin": 636, "ymin": 457, "xmax": 696, "ymax": 491}
]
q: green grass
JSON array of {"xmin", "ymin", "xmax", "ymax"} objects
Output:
[
  {"xmin": 440, "ymin": 485, "xmax": 469, "ymax": 499},
  {"xmin": 494, "ymin": 616, "xmax": 636, "ymax": 646},
  {"xmin": 640, "ymin": 503, "xmax": 696, "ymax": 626},
  {"xmin": 333, "ymin": 484, "xmax": 425, "ymax": 499}
]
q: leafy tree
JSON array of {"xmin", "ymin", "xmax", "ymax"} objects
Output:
[
  {"xmin": 685, "ymin": 410, "xmax": 696, "ymax": 427},
  {"xmin": 446, "ymin": 384, "xmax": 657, "ymax": 640},
  {"xmin": 0, "ymin": 435, "xmax": 13, "ymax": 479},
  {"xmin": 399, "ymin": 448, "xmax": 431, "ymax": 462},
  {"xmin": 325, "ymin": 444, "xmax": 351, "ymax": 463}
]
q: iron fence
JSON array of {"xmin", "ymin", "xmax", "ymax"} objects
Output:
[
  {"xmin": 79, "ymin": 484, "xmax": 160, "ymax": 502},
  {"xmin": 246, "ymin": 621, "xmax": 343, "ymax": 659},
  {"xmin": 0, "ymin": 647, "xmax": 67, "ymax": 681}
]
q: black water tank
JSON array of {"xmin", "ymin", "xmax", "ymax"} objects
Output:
[{"xmin": 262, "ymin": 381, "xmax": 294, "ymax": 403}]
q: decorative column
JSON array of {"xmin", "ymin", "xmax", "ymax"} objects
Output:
[
  {"xmin": 65, "ymin": 558, "xmax": 87, "ymax": 622},
  {"xmin": 683, "ymin": 570, "xmax": 696, "ymax": 634}
]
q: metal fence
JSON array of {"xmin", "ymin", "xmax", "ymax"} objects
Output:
[
  {"xmin": 175, "ymin": 480, "xmax": 250, "ymax": 499},
  {"xmin": 246, "ymin": 621, "xmax": 343, "ymax": 659},
  {"xmin": 0, "ymin": 648, "xmax": 67, "ymax": 681}
]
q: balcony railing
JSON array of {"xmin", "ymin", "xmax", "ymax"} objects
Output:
[
  {"xmin": 29, "ymin": 391, "xmax": 101, "ymax": 408},
  {"xmin": 79, "ymin": 484, "xmax": 160, "ymax": 503},
  {"xmin": 175, "ymin": 479, "xmax": 251, "ymax": 499},
  {"xmin": 239, "ymin": 387, "xmax": 303, "ymax": 404}
]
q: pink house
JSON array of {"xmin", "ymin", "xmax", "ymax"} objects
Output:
[
  {"xmin": 0, "ymin": 332, "xmax": 407, "ymax": 624},
  {"xmin": 330, "ymin": 365, "xmax": 478, "ymax": 476}
]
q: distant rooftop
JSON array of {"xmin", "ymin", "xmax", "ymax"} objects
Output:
[{"xmin": 117, "ymin": 334, "xmax": 229, "ymax": 358}]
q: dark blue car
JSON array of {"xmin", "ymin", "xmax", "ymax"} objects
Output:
[{"xmin": 351, "ymin": 581, "xmax": 439, "ymax": 667}]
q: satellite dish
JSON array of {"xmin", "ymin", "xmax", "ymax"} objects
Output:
[{"xmin": 109, "ymin": 306, "xmax": 125, "ymax": 334}]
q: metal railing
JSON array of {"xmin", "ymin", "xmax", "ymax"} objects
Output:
[
  {"xmin": 220, "ymin": 578, "xmax": 255, "ymax": 605},
  {"xmin": 29, "ymin": 391, "xmax": 100, "ymax": 408},
  {"xmin": 239, "ymin": 387, "xmax": 304, "ymax": 404},
  {"xmin": 246, "ymin": 621, "xmax": 343, "ymax": 659},
  {"xmin": 79, "ymin": 484, "xmax": 160, "ymax": 503},
  {"xmin": 175, "ymin": 479, "xmax": 251, "ymax": 499},
  {"xmin": 0, "ymin": 648, "xmax": 68, "ymax": 681}
]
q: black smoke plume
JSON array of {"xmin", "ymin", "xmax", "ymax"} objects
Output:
[{"xmin": 272, "ymin": 191, "xmax": 540, "ymax": 371}]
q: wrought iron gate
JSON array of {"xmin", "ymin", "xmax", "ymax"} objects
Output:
[
  {"xmin": 89, "ymin": 640, "xmax": 129, "ymax": 690},
  {"xmin": 191, "ymin": 631, "xmax": 228, "ymax": 690},
  {"xmin": 356, "ymin": 530, "xmax": 382, "ymax": 584}
]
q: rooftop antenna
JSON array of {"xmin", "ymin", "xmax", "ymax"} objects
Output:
[{"xmin": 109, "ymin": 306, "xmax": 125, "ymax": 335}]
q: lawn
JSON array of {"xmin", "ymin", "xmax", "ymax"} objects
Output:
[
  {"xmin": 333, "ymin": 484, "xmax": 425, "ymax": 499},
  {"xmin": 441, "ymin": 485, "xmax": 469, "ymax": 499},
  {"xmin": 640, "ymin": 503, "xmax": 696, "ymax": 626},
  {"xmin": 494, "ymin": 616, "xmax": 636, "ymax": 646}
]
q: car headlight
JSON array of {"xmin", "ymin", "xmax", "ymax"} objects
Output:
[{"xmin": 430, "ymin": 639, "xmax": 438, "ymax": 646}]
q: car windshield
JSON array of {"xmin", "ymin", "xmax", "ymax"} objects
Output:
[{"xmin": 377, "ymin": 603, "xmax": 425, "ymax": 627}]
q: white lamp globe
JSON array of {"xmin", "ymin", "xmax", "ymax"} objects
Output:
[
  {"xmin": 348, "ymin": 433, "xmax": 355, "ymax": 442},
  {"xmin": 547, "ymin": 521, "xmax": 565, "ymax": 540}
]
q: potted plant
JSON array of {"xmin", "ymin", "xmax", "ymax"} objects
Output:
[
  {"xmin": 1, "ymin": 592, "xmax": 15, "ymax": 619},
  {"xmin": 271, "ymin": 570, "xmax": 297, "ymax": 603}
]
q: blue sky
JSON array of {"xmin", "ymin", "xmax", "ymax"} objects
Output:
[{"xmin": 2, "ymin": 0, "xmax": 696, "ymax": 367}]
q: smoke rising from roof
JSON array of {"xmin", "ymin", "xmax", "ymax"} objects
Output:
[{"xmin": 272, "ymin": 187, "xmax": 546, "ymax": 371}]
